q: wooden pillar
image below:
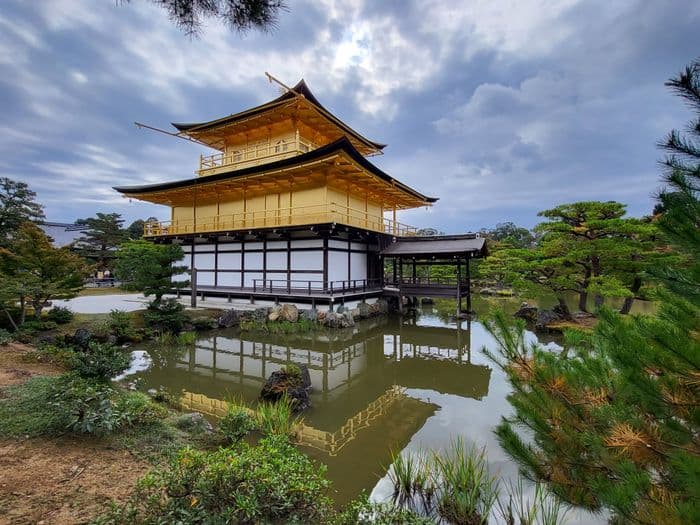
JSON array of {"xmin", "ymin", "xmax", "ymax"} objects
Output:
[
  {"xmin": 456, "ymin": 257, "xmax": 462, "ymax": 314},
  {"xmin": 322, "ymin": 234, "xmax": 329, "ymax": 291},
  {"xmin": 191, "ymin": 267, "xmax": 197, "ymax": 308},
  {"xmin": 392, "ymin": 258, "xmax": 397, "ymax": 285},
  {"xmin": 412, "ymin": 258, "xmax": 416, "ymax": 283},
  {"xmin": 466, "ymin": 254, "xmax": 472, "ymax": 313}
]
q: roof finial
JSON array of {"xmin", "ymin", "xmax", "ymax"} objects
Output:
[{"xmin": 265, "ymin": 72, "xmax": 304, "ymax": 99}]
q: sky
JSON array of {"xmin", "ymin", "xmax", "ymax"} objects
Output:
[{"xmin": 1, "ymin": 0, "xmax": 699, "ymax": 234}]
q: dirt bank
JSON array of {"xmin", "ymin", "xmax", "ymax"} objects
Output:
[{"xmin": 0, "ymin": 343, "xmax": 150, "ymax": 525}]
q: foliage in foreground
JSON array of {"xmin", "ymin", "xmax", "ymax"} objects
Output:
[
  {"xmin": 94, "ymin": 435, "xmax": 333, "ymax": 525},
  {"xmin": 482, "ymin": 57, "xmax": 700, "ymax": 525}
]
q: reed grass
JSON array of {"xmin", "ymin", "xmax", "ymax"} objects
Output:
[
  {"xmin": 255, "ymin": 395, "xmax": 303, "ymax": 438},
  {"xmin": 496, "ymin": 479, "xmax": 570, "ymax": 525},
  {"xmin": 176, "ymin": 331, "xmax": 197, "ymax": 345}
]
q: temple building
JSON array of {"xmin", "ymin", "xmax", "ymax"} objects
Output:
[{"xmin": 114, "ymin": 79, "xmax": 486, "ymax": 308}]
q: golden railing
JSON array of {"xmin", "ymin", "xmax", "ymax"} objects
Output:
[
  {"xmin": 178, "ymin": 385, "xmax": 407, "ymax": 456},
  {"xmin": 199, "ymin": 137, "xmax": 316, "ymax": 175},
  {"xmin": 144, "ymin": 202, "xmax": 418, "ymax": 237}
]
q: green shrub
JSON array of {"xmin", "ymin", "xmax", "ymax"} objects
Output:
[
  {"xmin": 90, "ymin": 319, "xmax": 113, "ymax": 340},
  {"xmin": 282, "ymin": 363, "xmax": 302, "ymax": 383},
  {"xmin": 46, "ymin": 306, "xmax": 74, "ymax": 324},
  {"xmin": 219, "ymin": 405, "xmax": 257, "ymax": 443},
  {"xmin": 21, "ymin": 319, "xmax": 58, "ymax": 332},
  {"xmin": 108, "ymin": 309, "xmax": 137, "ymax": 341},
  {"xmin": 95, "ymin": 435, "xmax": 333, "ymax": 524},
  {"xmin": 0, "ymin": 328, "xmax": 12, "ymax": 346},
  {"xmin": 51, "ymin": 376, "xmax": 121, "ymax": 435},
  {"xmin": 35, "ymin": 341, "xmax": 77, "ymax": 366},
  {"xmin": 176, "ymin": 331, "xmax": 197, "ymax": 345},
  {"xmin": 114, "ymin": 392, "xmax": 168, "ymax": 427},
  {"xmin": 143, "ymin": 298, "xmax": 187, "ymax": 334},
  {"xmin": 68, "ymin": 342, "xmax": 132, "ymax": 381},
  {"xmin": 191, "ymin": 316, "xmax": 217, "ymax": 331}
]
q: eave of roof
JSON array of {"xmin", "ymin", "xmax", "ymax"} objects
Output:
[
  {"xmin": 171, "ymin": 80, "xmax": 387, "ymax": 151},
  {"xmin": 113, "ymin": 137, "xmax": 437, "ymax": 204},
  {"xmin": 380, "ymin": 235, "xmax": 487, "ymax": 257}
]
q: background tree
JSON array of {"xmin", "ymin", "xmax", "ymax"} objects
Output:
[
  {"xmin": 481, "ymin": 222, "xmax": 535, "ymax": 248},
  {"xmin": 115, "ymin": 240, "xmax": 188, "ymax": 307},
  {"xmin": 123, "ymin": 0, "xmax": 287, "ymax": 36},
  {"xmin": 482, "ymin": 201, "xmax": 670, "ymax": 314},
  {"xmin": 0, "ymin": 222, "xmax": 88, "ymax": 324},
  {"xmin": 76, "ymin": 213, "xmax": 128, "ymax": 270},
  {"xmin": 0, "ymin": 177, "xmax": 44, "ymax": 247},
  {"xmin": 125, "ymin": 217, "xmax": 158, "ymax": 240},
  {"xmin": 485, "ymin": 59, "xmax": 700, "ymax": 525}
]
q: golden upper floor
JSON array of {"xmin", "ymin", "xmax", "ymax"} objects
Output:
[{"xmin": 173, "ymin": 80, "xmax": 385, "ymax": 176}]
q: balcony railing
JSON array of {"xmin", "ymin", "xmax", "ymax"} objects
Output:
[
  {"xmin": 144, "ymin": 203, "xmax": 418, "ymax": 238},
  {"xmin": 199, "ymin": 137, "xmax": 316, "ymax": 175}
]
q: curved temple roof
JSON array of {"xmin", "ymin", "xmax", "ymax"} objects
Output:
[
  {"xmin": 114, "ymin": 137, "xmax": 438, "ymax": 206},
  {"xmin": 172, "ymin": 80, "xmax": 386, "ymax": 154}
]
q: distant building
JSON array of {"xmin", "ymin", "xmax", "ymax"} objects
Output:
[{"xmin": 39, "ymin": 222, "xmax": 86, "ymax": 248}]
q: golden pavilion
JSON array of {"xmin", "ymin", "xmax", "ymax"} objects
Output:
[{"xmin": 114, "ymin": 78, "xmax": 485, "ymax": 308}]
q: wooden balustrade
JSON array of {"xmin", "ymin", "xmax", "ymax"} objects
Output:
[
  {"xmin": 143, "ymin": 203, "xmax": 418, "ymax": 238},
  {"xmin": 198, "ymin": 137, "xmax": 316, "ymax": 175}
]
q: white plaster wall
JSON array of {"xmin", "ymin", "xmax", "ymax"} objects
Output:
[
  {"xmin": 218, "ymin": 252, "xmax": 241, "ymax": 268},
  {"xmin": 350, "ymin": 252, "xmax": 367, "ymax": 281},
  {"xmin": 243, "ymin": 272, "xmax": 263, "ymax": 287},
  {"xmin": 292, "ymin": 239, "xmax": 323, "ymax": 248},
  {"xmin": 244, "ymin": 252, "xmax": 263, "ymax": 269},
  {"xmin": 328, "ymin": 251, "xmax": 348, "ymax": 282},
  {"xmin": 329, "ymin": 239, "xmax": 348, "ymax": 249},
  {"xmin": 197, "ymin": 271, "xmax": 215, "ymax": 286},
  {"xmin": 194, "ymin": 243, "xmax": 215, "ymax": 252},
  {"xmin": 194, "ymin": 253, "xmax": 215, "ymax": 270},
  {"xmin": 291, "ymin": 251, "xmax": 322, "ymax": 271},
  {"xmin": 266, "ymin": 252, "xmax": 286, "ymax": 270},
  {"xmin": 218, "ymin": 242, "xmax": 241, "ymax": 251},
  {"xmin": 217, "ymin": 272, "xmax": 240, "ymax": 286},
  {"xmin": 267, "ymin": 241, "xmax": 287, "ymax": 249}
]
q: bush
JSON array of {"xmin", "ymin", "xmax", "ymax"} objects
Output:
[
  {"xmin": 114, "ymin": 392, "xmax": 168, "ymax": 427},
  {"xmin": 46, "ymin": 306, "xmax": 74, "ymax": 324},
  {"xmin": 95, "ymin": 435, "xmax": 334, "ymax": 524},
  {"xmin": 108, "ymin": 309, "xmax": 137, "ymax": 342},
  {"xmin": 176, "ymin": 331, "xmax": 197, "ymax": 345},
  {"xmin": 190, "ymin": 316, "xmax": 217, "ymax": 331},
  {"xmin": 336, "ymin": 493, "xmax": 434, "ymax": 525},
  {"xmin": 0, "ymin": 328, "xmax": 12, "ymax": 346},
  {"xmin": 143, "ymin": 298, "xmax": 187, "ymax": 334},
  {"xmin": 68, "ymin": 342, "xmax": 132, "ymax": 381},
  {"xmin": 35, "ymin": 341, "xmax": 77, "ymax": 366},
  {"xmin": 219, "ymin": 405, "xmax": 257, "ymax": 443},
  {"xmin": 256, "ymin": 396, "xmax": 302, "ymax": 438},
  {"xmin": 51, "ymin": 376, "xmax": 121, "ymax": 435}
]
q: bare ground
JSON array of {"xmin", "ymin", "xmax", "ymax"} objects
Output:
[{"xmin": 0, "ymin": 343, "xmax": 150, "ymax": 525}]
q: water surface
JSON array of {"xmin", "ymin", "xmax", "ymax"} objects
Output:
[{"xmin": 127, "ymin": 297, "xmax": 606, "ymax": 523}]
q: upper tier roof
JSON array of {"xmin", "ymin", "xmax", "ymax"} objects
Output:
[
  {"xmin": 113, "ymin": 137, "xmax": 438, "ymax": 209},
  {"xmin": 171, "ymin": 80, "xmax": 386, "ymax": 155}
]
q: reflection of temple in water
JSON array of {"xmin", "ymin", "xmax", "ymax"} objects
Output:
[{"xmin": 133, "ymin": 317, "xmax": 491, "ymax": 504}]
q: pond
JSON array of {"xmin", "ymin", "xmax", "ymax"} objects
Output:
[{"xmin": 125, "ymin": 296, "xmax": 607, "ymax": 523}]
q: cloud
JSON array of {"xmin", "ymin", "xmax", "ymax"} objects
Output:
[{"xmin": 0, "ymin": 0, "xmax": 698, "ymax": 232}]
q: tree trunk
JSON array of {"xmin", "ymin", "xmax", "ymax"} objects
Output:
[
  {"xmin": 32, "ymin": 299, "xmax": 45, "ymax": 320},
  {"xmin": 3, "ymin": 309, "xmax": 18, "ymax": 331},
  {"xmin": 19, "ymin": 297, "xmax": 26, "ymax": 326},
  {"xmin": 579, "ymin": 267, "xmax": 591, "ymax": 312},
  {"xmin": 557, "ymin": 297, "xmax": 572, "ymax": 319},
  {"xmin": 620, "ymin": 276, "xmax": 642, "ymax": 315},
  {"xmin": 591, "ymin": 256, "xmax": 604, "ymax": 310},
  {"xmin": 594, "ymin": 294, "xmax": 604, "ymax": 309}
]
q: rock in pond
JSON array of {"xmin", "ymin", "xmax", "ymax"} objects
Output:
[
  {"xmin": 280, "ymin": 304, "xmax": 298, "ymax": 322},
  {"xmin": 260, "ymin": 364, "xmax": 312, "ymax": 411},
  {"xmin": 217, "ymin": 309, "xmax": 240, "ymax": 328}
]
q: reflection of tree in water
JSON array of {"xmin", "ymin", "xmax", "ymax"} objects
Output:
[{"xmin": 140, "ymin": 342, "xmax": 190, "ymax": 370}]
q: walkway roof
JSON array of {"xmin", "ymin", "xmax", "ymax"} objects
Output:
[{"xmin": 381, "ymin": 234, "xmax": 487, "ymax": 258}]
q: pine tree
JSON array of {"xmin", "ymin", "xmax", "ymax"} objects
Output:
[
  {"xmin": 0, "ymin": 177, "xmax": 44, "ymax": 247},
  {"xmin": 76, "ymin": 212, "xmax": 128, "ymax": 270},
  {"xmin": 484, "ymin": 60, "xmax": 700, "ymax": 524}
]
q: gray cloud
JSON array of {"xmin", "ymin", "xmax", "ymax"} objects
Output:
[{"xmin": 0, "ymin": 0, "xmax": 698, "ymax": 231}]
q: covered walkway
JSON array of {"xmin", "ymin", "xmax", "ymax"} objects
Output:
[{"xmin": 381, "ymin": 234, "xmax": 487, "ymax": 314}]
